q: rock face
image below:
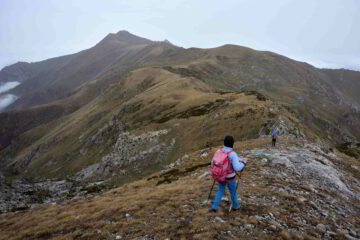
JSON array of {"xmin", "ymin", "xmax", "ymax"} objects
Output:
[
  {"xmin": 0, "ymin": 178, "xmax": 71, "ymax": 213},
  {"xmin": 244, "ymin": 143, "xmax": 360, "ymax": 200},
  {"xmin": 0, "ymin": 175, "xmax": 112, "ymax": 213},
  {"xmin": 259, "ymin": 114, "xmax": 305, "ymax": 138},
  {"xmin": 76, "ymin": 129, "xmax": 175, "ymax": 180}
]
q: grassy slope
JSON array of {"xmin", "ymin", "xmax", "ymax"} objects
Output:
[
  {"xmin": 1, "ymin": 38, "xmax": 359, "ymax": 182},
  {"xmin": 163, "ymin": 45, "xmax": 360, "ymax": 143},
  {"xmin": 1, "ymin": 138, "xmax": 359, "ymax": 240},
  {"xmin": 5, "ymin": 32, "xmax": 154, "ymax": 110},
  {"xmin": 4, "ymin": 67, "xmax": 294, "ymax": 182}
]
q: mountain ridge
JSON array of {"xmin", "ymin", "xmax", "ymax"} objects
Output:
[
  {"xmin": 0, "ymin": 31, "xmax": 359, "ymax": 239},
  {"xmin": 0, "ymin": 30, "xmax": 359, "ymax": 189}
]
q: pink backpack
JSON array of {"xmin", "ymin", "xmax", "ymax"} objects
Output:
[{"xmin": 211, "ymin": 149, "xmax": 233, "ymax": 181}]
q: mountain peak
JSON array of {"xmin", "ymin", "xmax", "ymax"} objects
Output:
[
  {"xmin": 163, "ymin": 39, "xmax": 174, "ymax": 45},
  {"xmin": 99, "ymin": 30, "xmax": 152, "ymax": 46},
  {"xmin": 115, "ymin": 30, "xmax": 132, "ymax": 36}
]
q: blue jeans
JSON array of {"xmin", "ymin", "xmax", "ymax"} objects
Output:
[{"xmin": 211, "ymin": 180, "xmax": 240, "ymax": 210}]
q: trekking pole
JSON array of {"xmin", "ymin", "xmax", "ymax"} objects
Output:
[
  {"xmin": 207, "ymin": 179, "xmax": 216, "ymax": 203},
  {"xmin": 235, "ymin": 171, "xmax": 242, "ymax": 191},
  {"xmin": 229, "ymin": 171, "xmax": 242, "ymax": 212}
]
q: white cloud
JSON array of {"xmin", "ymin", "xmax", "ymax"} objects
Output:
[
  {"xmin": 0, "ymin": 94, "xmax": 18, "ymax": 111},
  {"xmin": 0, "ymin": 81, "xmax": 20, "ymax": 94}
]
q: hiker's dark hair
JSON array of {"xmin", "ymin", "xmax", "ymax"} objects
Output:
[{"xmin": 224, "ymin": 136, "xmax": 234, "ymax": 148}]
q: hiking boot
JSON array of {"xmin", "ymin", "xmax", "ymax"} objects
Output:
[
  {"xmin": 208, "ymin": 208, "xmax": 217, "ymax": 213},
  {"xmin": 231, "ymin": 208, "xmax": 240, "ymax": 212}
]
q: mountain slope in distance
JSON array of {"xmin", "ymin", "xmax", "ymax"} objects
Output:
[{"xmin": 0, "ymin": 30, "xmax": 359, "ymax": 184}]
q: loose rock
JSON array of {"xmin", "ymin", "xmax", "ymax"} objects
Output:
[
  {"xmin": 268, "ymin": 225, "xmax": 277, "ymax": 231},
  {"xmin": 316, "ymin": 223, "xmax": 327, "ymax": 232},
  {"xmin": 215, "ymin": 217, "xmax": 226, "ymax": 223},
  {"xmin": 345, "ymin": 234, "xmax": 360, "ymax": 240},
  {"xmin": 244, "ymin": 224, "xmax": 254, "ymax": 229},
  {"xmin": 198, "ymin": 171, "xmax": 209, "ymax": 179}
]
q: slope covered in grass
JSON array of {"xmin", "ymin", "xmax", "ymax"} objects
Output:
[{"xmin": 1, "ymin": 138, "xmax": 359, "ymax": 240}]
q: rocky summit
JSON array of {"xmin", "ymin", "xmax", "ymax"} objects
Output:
[{"xmin": 0, "ymin": 31, "xmax": 359, "ymax": 240}]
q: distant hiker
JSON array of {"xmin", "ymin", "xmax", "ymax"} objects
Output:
[
  {"xmin": 209, "ymin": 136, "xmax": 247, "ymax": 212},
  {"xmin": 271, "ymin": 128, "xmax": 278, "ymax": 147}
]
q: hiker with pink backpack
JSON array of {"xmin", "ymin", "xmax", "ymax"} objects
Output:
[{"xmin": 209, "ymin": 136, "xmax": 248, "ymax": 212}]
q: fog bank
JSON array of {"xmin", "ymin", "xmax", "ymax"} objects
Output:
[
  {"xmin": 0, "ymin": 94, "xmax": 18, "ymax": 111},
  {"xmin": 0, "ymin": 81, "xmax": 20, "ymax": 94}
]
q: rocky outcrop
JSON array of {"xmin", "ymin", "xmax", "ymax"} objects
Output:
[
  {"xmin": 0, "ymin": 176, "xmax": 111, "ymax": 213},
  {"xmin": 76, "ymin": 129, "xmax": 175, "ymax": 180},
  {"xmin": 0, "ymin": 127, "xmax": 177, "ymax": 213},
  {"xmin": 0, "ymin": 178, "xmax": 71, "ymax": 213},
  {"xmin": 259, "ymin": 114, "xmax": 305, "ymax": 138},
  {"xmin": 244, "ymin": 143, "xmax": 359, "ymax": 200}
]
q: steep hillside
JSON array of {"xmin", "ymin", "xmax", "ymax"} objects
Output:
[
  {"xmin": 0, "ymin": 30, "xmax": 359, "ymax": 200},
  {"xmin": 162, "ymin": 45, "xmax": 360, "ymax": 142},
  {"xmin": 1, "ymin": 31, "xmax": 180, "ymax": 110},
  {"xmin": 1, "ymin": 31, "xmax": 360, "ymax": 240},
  {"xmin": 1, "ymin": 66, "xmax": 307, "ymax": 183},
  {"xmin": 322, "ymin": 69, "xmax": 360, "ymax": 107},
  {"xmin": 0, "ymin": 62, "xmax": 36, "ymax": 84}
]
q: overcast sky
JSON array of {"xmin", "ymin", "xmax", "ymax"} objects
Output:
[{"xmin": 1, "ymin": 0, "xmax": 359, "ymax": 70}]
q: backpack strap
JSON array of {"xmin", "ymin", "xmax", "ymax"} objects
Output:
[
  {"xmin": 221, "ymin": 149, "xmax": 233, "ymax": 161},
  {"xmin": 221, "ymin": 148, "xmax": 234, "ymax": 158},
  {"xmin": 227, "ymin": 150, "xmax": 233, "ymax": 163},
  {"xmin": 225, "ymin": 150, "xmax": 234, "ymax": 171}
]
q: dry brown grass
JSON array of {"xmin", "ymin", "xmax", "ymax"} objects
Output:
[
  {"xmin": 5, "ymin": 139, "xmax": 356, "ymax": 240},
  {"xmin": 6, "ymin": 66, "xmax": 285, "ymax": 182}
]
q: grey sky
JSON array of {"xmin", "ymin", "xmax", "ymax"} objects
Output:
[{"xmin": 1, "ymin": 0, "xmax": 359, "ymax": 70}]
